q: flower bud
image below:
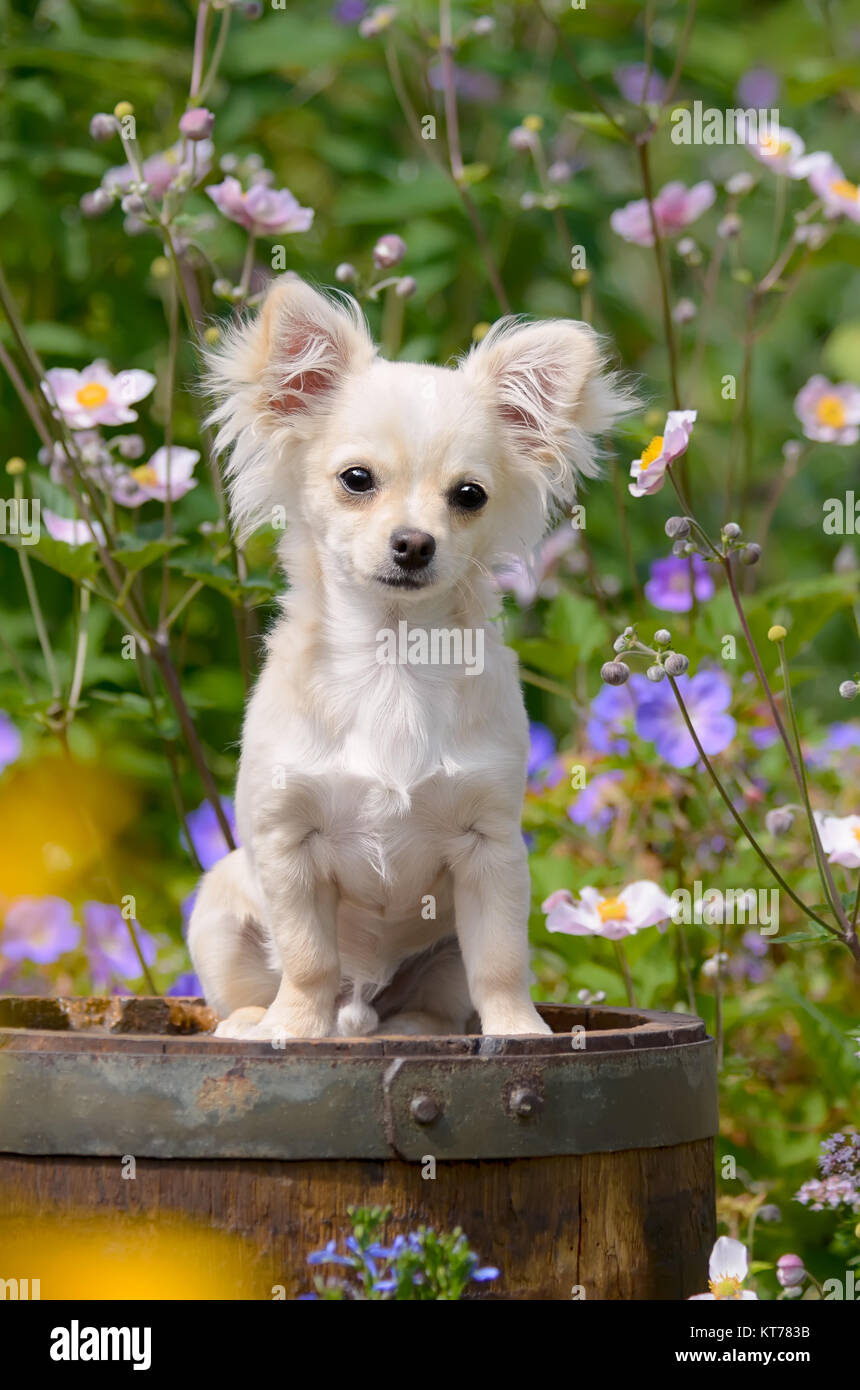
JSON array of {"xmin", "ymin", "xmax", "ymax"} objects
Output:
[
  {"xmin": 5, "ymin": 457, "xmax": 26, "ymax": 476},
  {"xmin": 395, "ymin": 275, "xmax": 416, "ymax": 298},
  {"xmin": 726, "ymin": 171, "xmax": 755, "ymax": 196},
  {"xmin": 373, "ymin": 234, "xmax": 407, "ymax": 269},
  {"xmin": 612, "ymin": 635, "xmax": 628, "ymax": 653},
  {"xmin": 80, "ymin": 188, "xmax": 113, "ymax": 217},
  {"xmin": 767, "ymin": 625, "xmax": 787, "ymax": 642},
  {"xmin": 472, "ymin": 15, "xmax": 495, "ymax": 35},
  {"xmin": 654, "ymin": 629, "xmax": 671, "ymax": 646},
  {"xmin": 722, "ymin": 522, "xmax": 742, "ymax": 540},
  {"xmin": 765, "ymin": 807, "xmax": 794, "ymax": 836},
  {"xmin": 121, "ymin": 193, "xmax": 146, "ymax": 215},
  {"xmin": 672, "ymin": 297, "xmax": 697, "ymax": 324},
  {"xmin": 571, "ymin": 268, "xmax": 590, "ymax": 287},
  {"xmin": 519, "ymin": 191, "xmax": 538, "ymax": 210},
  {"xmin": 839, "ymin": 680, "xmax": 859, "ymax": 700},
  {"xmin": 113, "ymin": 101, "xmax": 134, "ymax": 120},
  {"xmin": 601, "ymin": 660, "xmax": 630, "ymax": 686},
  {"xmin": 741, "ymin": 543, "xmax": 761, "ymax": 565},
  {"xmin": 334, "ymin": 262, "xmax": 356, "ymax": 283},
  {"xmin": 646, "ymin": 664, "xmax": 666, "ymax": 682},
  {"xmin": 759, "ymin": 1204, "xmax": 781, "ymax": 1223},
  {"xmin": 508, "ymin": 126, "xmax": 533, "ymax": 152},
  {"xmin": 672, "ymin": 539, "xmax": 695, "ymax": 557},
  {"xmin": 243, "ymin": 1, "xmax": 264, "ymax": 16},
  {"xmin": 775, "ymin": 1253, "xmax": 806, "ymax": 1289},
  {"xmin": 116, "ymin": 433, "xmax": 145, "ymax": 461},
  {"xmin": 89, "ymin": 113, "xmax": 117, "ymax": 142},
  {"xmin": 717, "ymin": 213, "xmax": 742, "ymax": 239},
  {"xmin": 665, "ymin": 516, "xmax": 691, "ymax": 540},
  {"xmin": 548, "ymin": 160, "xmax": 572, "ymax": 184},
  {"xmin": 180, "ymin": 107, "xmax": 215, "ymax": 141},
  {"xmin": 203, "ymin": 326, "xmax": 220, "ymax": 346},
  {"xmin": 664, "ymin": 652, "xmax": 688, "ymax": 676},
  {"xmin": 213, "ymin": 278, "xmax": 234, "ymax": 300}
]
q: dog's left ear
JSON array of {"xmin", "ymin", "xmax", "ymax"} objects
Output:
[{"xmin": 461, "ymin": 317, "xmax": 630, "ymax": 507}]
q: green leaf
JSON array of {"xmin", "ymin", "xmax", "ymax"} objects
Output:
[
  {"xmin": 0, "ymin": 530, "xmax": 100, "ymax": 582},
  {"xmin": 111, "ymin": 535, "xmax": 186, "ymax": 574},
  {"xmin": 458, "ymin": 162, "xmax": 491, "ymax": 186},
  {"xmin": 566, "ymin": 110, "xmax": 628, "ymax": 143},
  {"xmin": 545, "ymin": 591, "xmax": 611, "ymax": 664},
  {"xmin": 176, "ymin": 562, "xmax": 277, "ymax": 606}
]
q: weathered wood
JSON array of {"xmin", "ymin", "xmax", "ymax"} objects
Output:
[
  {"xmin": 0, "ymin": 998, "xmax": 717, "ymax": 1299},
  {"xmin": 0, "ymin": 1143, "xmax": 715, "ymax": 1300}
]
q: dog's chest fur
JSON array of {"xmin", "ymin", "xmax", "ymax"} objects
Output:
[{"xmin": 236, "ymin": 610, "xmax": 527, "ymax": 973}]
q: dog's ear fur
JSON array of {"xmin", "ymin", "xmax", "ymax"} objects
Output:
[
  {"xmin": 205, "ymin": 277, "xmax": 375, "ymax": 539},
  {"xmin": 460, "ymin": 317, "xmax": 632, "ymax": 512}
]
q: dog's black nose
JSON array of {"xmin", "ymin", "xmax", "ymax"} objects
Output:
[{"xmin": 390, "ymin": 528, "xmax": 436, "ymax": 571}]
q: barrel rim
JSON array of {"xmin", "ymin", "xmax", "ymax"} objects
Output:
[{"xmin": 0, "ymin": 994, "xmax": 707, "ymax": 1058}]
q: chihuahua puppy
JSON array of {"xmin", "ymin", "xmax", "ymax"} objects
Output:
[{"xmin": 188, "ymin": 277, "xmax": 627, "ymax": 1039}]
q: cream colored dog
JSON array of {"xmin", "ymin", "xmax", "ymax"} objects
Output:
[{"xmin": 188, "ymin": 277, "xmax": 626, "ymax": 1040}]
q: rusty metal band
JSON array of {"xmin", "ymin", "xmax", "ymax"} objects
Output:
[{"xmin": 0, "ymin": 1038, "xmax": 718, "ymax": 1161}]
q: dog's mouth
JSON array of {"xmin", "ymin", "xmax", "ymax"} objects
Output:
[{"xmin": 374, "ymin": 569, "xmax": 436, "ymax": 591}]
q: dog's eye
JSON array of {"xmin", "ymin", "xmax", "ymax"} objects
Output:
[
  {"xmin": 449, "ymin": 482, "xmax": 487, "ymax": 512},
  {"xmin": 339, "ymin": 466, "xmax": 375, "ymax": 495}
]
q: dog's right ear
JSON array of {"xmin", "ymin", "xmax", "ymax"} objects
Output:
[{"xmin": 205, "ymin": 277, "xmax": 375, "ymax": 538}]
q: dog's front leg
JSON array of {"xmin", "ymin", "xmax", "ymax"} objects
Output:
[
  {"xmin": 251, "ymin": 834, "xmax": 340, "ymax": 1038},
  {"xmin": 452, "ymin": 829, "xmax": 551, "ymax": 1036}
]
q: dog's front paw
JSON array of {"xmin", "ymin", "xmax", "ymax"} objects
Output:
[
  {"xmin": 480, "ymin": 1003, "xmax": 552, "ymax": 1037},
  {"xmin": 213, "ymin": 1006, "xmax": 268, "ymax": 1039}
]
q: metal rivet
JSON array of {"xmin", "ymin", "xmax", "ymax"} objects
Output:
[
  {"xmin": 409, "ymin": 1092, "xmax": 441, "ymax": 1124},
  {"xmin": 508, "ymin": 1085, "xmax": 542, "ymax": 1118}
]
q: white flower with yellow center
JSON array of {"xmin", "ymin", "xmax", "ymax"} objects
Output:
[
  {"xmin": 745, "ymin": 123, "xmax": 806, "ymax": 178},
  {"xmin": 113, "ymin": 446, "xmax": 200, "ymax": 509},
  {"xmin": 794, "ymin": 374, "xmax": 860, "ymax": 446},
  {"xmin": 798, "ymin": 152, "xmax": 860, "ymax": 224},
  {"xmin": 43, "ymin": 362, "xmax": 156, "ymax": 430},
  {"xmin": 542, "ymin": 881, "xmax": 674, "ymax": 940},
  {"xmin": 814, "ymin": 810, "xmax": 860, "ymax": 869},
  {"xmin": 690, "ymin": 1236, "xmax": 758, "ymax": 1300},
  {"xmin": 629, "ymin": 410, "xmax": 696, "ymax": 497}
]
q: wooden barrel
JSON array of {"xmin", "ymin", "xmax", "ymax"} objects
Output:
[{"xmin": 0, "ymin": 996, "xmax": 716, "ymax": 1300}]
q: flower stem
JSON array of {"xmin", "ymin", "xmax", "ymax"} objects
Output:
[
  {"xmin": 613, "ymin": 940, "xmax": 637, "ymax": 1006},
  {"xmin": 665, "ymin": 675, "xmax": 837, "ymax": 936}
]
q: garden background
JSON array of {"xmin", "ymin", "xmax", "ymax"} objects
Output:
[{"xmin": 0, "ymin": 0, "xmax": 858, "ymax": 1298}]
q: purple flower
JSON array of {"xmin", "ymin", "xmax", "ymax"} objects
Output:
[
  {"xmin": 183, "ymin": 797, "xmax": 238, "ymax": 870},
  {"xmin": 585, "ymin": 676, "xmax": 648, "ymax": 754},
  {"xmin": 104, "ymin": 140, "xmax": 213, "ymax": 199},
  {"xmin": 167, "ymin": 971, "xmax": 203, "ymax": 997},
  {"xmin": 636, "ymin": 670, "xmax": 736, "ymax": 769},
  {"xmin": 0, "ymin": 711, "xmax": 22, "ymax": 772},
  {"xmin": 611, "ymin": 181, "xmax": 715, "ymax": 247},
  {"xmin": 614, "ymin": 63, "xmax": 667, "ymax": 105},
  {"xmin": 1, "ymin": 896, "xmax": 80, "ymax": 964},
  {"xmin": 527, "ymin": 723, "xmax": 565, "ymax": 791},
  {"xmin": 736, "ymin": 67, "xmax": 780, "ymax": 110},
  {"xmin": 83, "ymin": 901, "xmax": 157, "ymax": 984},
  {"xmin": 567, "ymin": 770, "xmax": 624, "ymax": 833},
  {"xmin": 179, "ymin": 108, "xmax": 215, "ymax": 141},
  {"xmin": 206, "ymin": 176, "xmax": 314, "ymax": 237},
  {"xmin": 333, "ymin": 0, "xmax": 367, "ymax": 21},
  {"xmin": 645, "ymin": 554, "xmax": 714, "ymax": 612}
]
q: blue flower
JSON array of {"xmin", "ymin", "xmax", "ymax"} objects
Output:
[
  {"xmin": 182, "ymin": 797, "xmax": 238, "ymax": 870},
  {"xmin": 567, "ymin": 770, "xmax": 624, "ymax": 833},
  {"xmin": 636, "ymin": 670, "xmax": 736, "ymax": 769},
  {"xmin": 528, "ymin": 722, "xmax": 565, "ymax": 791}
]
